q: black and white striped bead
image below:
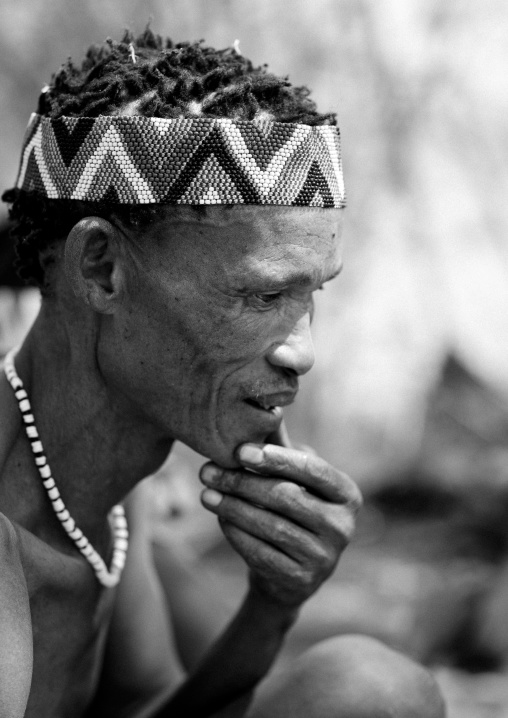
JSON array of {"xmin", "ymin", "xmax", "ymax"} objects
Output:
[{"xmin": 3, "ymin": 348, "xmax": 128, "ymax": 588}]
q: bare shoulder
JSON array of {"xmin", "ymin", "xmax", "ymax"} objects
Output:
[
  {"xmin": 0, "ymin": 510, "xmax": 28, "ymax": 597},
  {"xmin": 0, "ymin": 511, "xmax": 33, "ymax": 718}
]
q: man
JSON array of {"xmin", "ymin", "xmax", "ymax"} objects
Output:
[{"xmin": 0, "ymin": 29, "xmax": 444, "ymax": 718}]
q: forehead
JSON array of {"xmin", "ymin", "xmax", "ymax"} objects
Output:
[{"xmin": 144, "ymin": 205, "xmax": 344, "ymax": 282}]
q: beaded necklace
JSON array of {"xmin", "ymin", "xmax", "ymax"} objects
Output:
[{"xmin": 3, "ymin": 348, "xmax": 128, "ymax": 588}]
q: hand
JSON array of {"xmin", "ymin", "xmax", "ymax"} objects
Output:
[{"xmin": 199, "ymin": 443, "xmax": 362, "ymax": 609}]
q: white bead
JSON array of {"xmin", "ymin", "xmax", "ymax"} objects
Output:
[
  {"xmin": 4, "ymin": 348, "xmax": 129, "ymax": 591},
  {"xmin": 62, "ymin": 517, "xmax": 75, "ymax": 533},
  {"xmin": 99, "ymin": 571, "xmax": 120, "ymax": 588},
  {"xmin": 112, "ymin": 555, "xmax": 126, "ymax": 570},
  {"xmin": 114, "ymin": 516, "xmax": 128, "ymax": 530},
  {"xmin": 115, "ymin": 538, "xmax": 128, "ymax": 552},
  {"xmin": 52, "ymin": 498, "xmax": 65, "ymax": 512}
]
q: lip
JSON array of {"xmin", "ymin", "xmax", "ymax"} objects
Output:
[
  {"xmin": 243, "ymin": 391, "xmax": 297, "ymax": 413},
  {"xmin": 243, "ymin": 402, "xmax": 284, "ymax": 429}
]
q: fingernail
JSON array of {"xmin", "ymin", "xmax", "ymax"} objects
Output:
[
  {"xmin": 201, "ymin": 488, "xmax": 223, "ymax": 507},
  {"xmin": 238, "ymin": 444, "xmax": 264, "ymax": 465},
  {"xmin": 200, "ymin": 465, "xmax": 221, "ymax": 484}
]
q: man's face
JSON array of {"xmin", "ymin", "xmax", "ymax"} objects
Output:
[{"xmin": 105, "ymin": 206, "xmax": 344, "ymax": 467}]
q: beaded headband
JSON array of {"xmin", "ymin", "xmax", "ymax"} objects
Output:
[{"xmin": 15, "ymin": 113, "xmax": 346, "ymax": 208}]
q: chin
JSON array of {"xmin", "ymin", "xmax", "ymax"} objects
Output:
[
  {"xmin": 191, "ymin": 427, "xmax": 271, "ymax": 469},
  {"xmin": 179, "ymin": 402, "xmax": 283, "ymax": 467}
]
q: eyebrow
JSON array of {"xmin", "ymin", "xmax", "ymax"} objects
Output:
[
  {"xmin": 234, "ymin": 263, "xmax": 343, "ymax": 294},
  {"xmin": 276, "ymin": 263, "xmax": 344, "ymax": 288}
]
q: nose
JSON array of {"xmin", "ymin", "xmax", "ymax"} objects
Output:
[{"xmin": 267, "ymin": 312, "xmax": 315, "ymax": 376}]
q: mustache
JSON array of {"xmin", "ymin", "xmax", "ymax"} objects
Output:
[{"xmin": 239, "ymin": 376, "xmax": 299, "ymax": 401}]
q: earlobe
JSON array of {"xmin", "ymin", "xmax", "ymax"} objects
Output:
[{"xmin": 64, "ymin": 217, "xmax": 124, "ymax": 314}]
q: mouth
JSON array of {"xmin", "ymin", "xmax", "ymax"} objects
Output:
[
  {"xmin": 244, "ymin": 398, "xmax": 279, "ymax": 413},
  {"xmin": 243, "ymin": 391, "xmax": 297, "ymax": 415}
]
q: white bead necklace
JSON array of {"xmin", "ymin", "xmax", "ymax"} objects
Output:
[{"xmin": 3, "ymin": 348, "xmax": 128, "ymax": 588}]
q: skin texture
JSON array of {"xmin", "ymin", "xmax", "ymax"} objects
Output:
[
  {"xmin": 91, "ymin": 205, "xmax": 345, "ymax": 467},
  {"xmin": 0, "ymin": 205, "xmax": 444, "ymax": 718}
]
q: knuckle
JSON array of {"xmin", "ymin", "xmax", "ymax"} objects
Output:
[
  {"xmin": 222, "ymin": 469, "xmax": 244, "ymax": 493},
  {"xmin": 312, "ymin": 541, "xmax": 333, "ymax": 570},
  {"xmin": 272, "ymin": 515, "xmax": 291, "ymax": 539},
  {"xmin": 217, "ymin": 495, "xmax": 245, "ymax": 523},
  {"xmin": 333, "ymin": 470, "xmax": 363, "ymax": 509},
  {"xmin": 301, "ymin": 451, "xmax": 312, "ymax": 475},
  {"xmin": 348, "ymin": 482, "xmax": 363, "ymax": 512},
  {"xmin": 341, "ymin": 512, "xmax": 358, "ymax": 543},
  {"xmin": 280, "ymin": 480, "xmax": 305, "ymax": 505},
  {"xmin": 291, "ymin": 565, "xmax": 314, "ymax": 590},
  {"xmin": 327, "ymin": 508, "xmax": 357, "ymax": 546}
]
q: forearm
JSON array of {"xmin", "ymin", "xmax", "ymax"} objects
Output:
[
  {"xmin": 154, "ymin": 584, "xmax": 299, "ymax": 718},
  {"xmin": 152, "ymin": 537, "xmax": 236, "ymax": 671}
]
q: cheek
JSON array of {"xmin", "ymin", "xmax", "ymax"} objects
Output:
[
  {"xmin": 168, "ymin": 294, "xmax": 271, "ymax": 366},
  {"xmin": 125, "ymin": 280, "xmax": 282, "ymax": 377}
]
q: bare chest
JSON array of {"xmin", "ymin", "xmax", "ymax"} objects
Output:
[{"xmin": 17, "ymin": 527, "xmax": 116, "ymax": 718}]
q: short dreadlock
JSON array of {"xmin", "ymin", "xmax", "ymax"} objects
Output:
[{"xmin": 2, "ymin": 28, "xmax": 337, "ymax": 292}]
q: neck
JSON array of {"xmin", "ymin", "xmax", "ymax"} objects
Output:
[{"xmin": 10, "ymin": 301, "xmax": 174, "ymax": 542}]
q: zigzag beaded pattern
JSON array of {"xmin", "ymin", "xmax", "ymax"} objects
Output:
[
  {"xmin": 3, "ymin": 349, "xmax": 128, "ymax": 588},
  {"xmin": 15, "ymin": 114, "xmax": 346, "ymax": 208}
]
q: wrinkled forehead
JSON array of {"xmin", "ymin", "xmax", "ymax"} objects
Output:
[
  {"xmin": 144, "ymin": 204, "xmax": 344, "ymax": 238},
  {"xmin": 134, "ymin": 204, "xmax": 345, "ymax": 286}
]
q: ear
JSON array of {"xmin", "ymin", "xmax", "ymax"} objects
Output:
[{"xmin": 64, "ymin": 217, "xmax": 126, "ymax": 314}]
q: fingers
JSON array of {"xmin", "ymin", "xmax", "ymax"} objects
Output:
[
  {"xmin": 201, "ymin": 471, "xmax": 356, "ymax": 551},
  {"xmin": 265, "ymin": 419, "xmax": 292, "ymax": 448},
  {"xmin": 199, "ymin": 445, "xmax": 362, "ymax": 608},
  {"xmin": 220, "ymin": 520, "xmax": 298, "ymax": 576},
  {"xmin": 218, "ymin": 521, "xmax": 309, "ymax": 606},
  {"xmin": 235, "ymin": 442, "xmax": 362, "ymax": 508},
  {"xmin": 201, "ymin": 491, "xmax": 326, "ymax": 561},
  {"xmin": 202, "ymin": 467, "xmax": 310, "ymax": 520},
  {"xmin": 200, "ymin": 466, "xmax": 352, "ymax": 539}
]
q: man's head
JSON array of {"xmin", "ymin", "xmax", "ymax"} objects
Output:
[
  {"xmin": 3, "ymin": 28, "xmax": 338, "ymax": 291},
  {"xmin": 2, "ymin": 29, "xmax": 345, "ymax": 466}
]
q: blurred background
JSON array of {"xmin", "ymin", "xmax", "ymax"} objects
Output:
[{"xmin": 1, "ymin": 1, "xmax": 508, "ymax": 715}]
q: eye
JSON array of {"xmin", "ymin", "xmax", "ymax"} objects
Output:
[{"xmin": 250, "ymin": 292, "xmax": 283, "ymax": 309}]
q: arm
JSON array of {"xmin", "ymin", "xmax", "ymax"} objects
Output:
[
  {"xmin": 0, "ymin": 513, "xmax": 33, "ymax": 718},
  {"xmin": 151, "ymin": 539, "xmax": 237, "ymax": 672},
  {"xmin": 87, "ymin": 483, "xmax": 185, "ymax": 718},
  {"xmin": 153, "ymin": 442, "xmax": 362, "ymax": 718}
]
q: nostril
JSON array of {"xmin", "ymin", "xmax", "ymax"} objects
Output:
[{"xmin": 283, "ymin": 367, "xmax": 298, "ymax": 378}]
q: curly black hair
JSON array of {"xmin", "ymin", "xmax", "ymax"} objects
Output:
[{"xmin": 2, "ymin": 27, "xmax": 336, "ymax": 291}]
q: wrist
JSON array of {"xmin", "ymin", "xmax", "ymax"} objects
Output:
[{"xmin": 244, "ymin": 581, "xmax": 301, "ymax": 633}]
